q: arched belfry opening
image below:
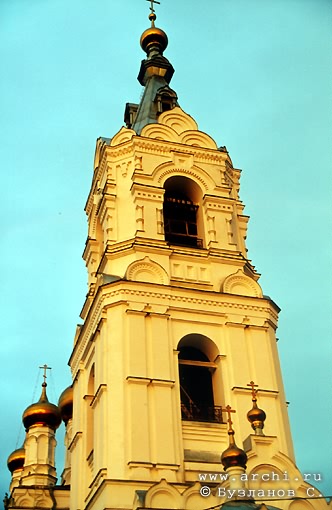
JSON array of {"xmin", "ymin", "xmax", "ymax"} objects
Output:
[
  {"xmin": 163, "ymin": 176, "xmax": 204, "ymax": 248},
  {"xmin": 177, "ymin": 335, "xmax": 222, "ymax": 423}
]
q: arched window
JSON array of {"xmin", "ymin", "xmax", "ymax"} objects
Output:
[
  {"xmin": 163, "ymin": 176, "xmax": 203, "ymax": 248},
  {"xmin": 178, "ymin": 336, "xmax": 222, "ymax": 423},
  {"xmin": 155, "ymin": 86, "xmax": 178, "ymax": 114}
]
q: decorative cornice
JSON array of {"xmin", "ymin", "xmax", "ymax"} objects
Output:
[
  {"xmin": 89, "ymin": 467, "xmax": 107, "ymax": 490},
  {"xmin": 126, "ymin": 377, "xmax": 175, "ymax": 388},
  {"xmin": 232, "ymin": 386, "xmax": 278, "ymax": 397},
  {"xmin": 91, "ymin": 384, "xmax": 107, "ymax": 408},
  {"xmin": 131, "ymin": 183, "xmax": 165, "ymax": 203},
  {"xmin": 68, "ymin": 431, "xmax": 83, "ymax": 452},
  {"xmin": 71, "ymin": 296, "xmax": 105, "ymax": 375},
  {"xmin": 203, "ymin": 194, "xmax": 235, "ymax": 210},
  {"xmin": 99, "ymin": 135, "xmax": 228, "ymax": 165},
  {"xmin": 103, "ymin": 141, "xmax": 135, "ymax": 160},
  {"xmin": 149, "ymin": 378, "xmax": 175, "ymax": 388},
  {"xmin": 133, "ymin": 137, "xmax": 228, "ymax": 164},
  {"xmin": 70, "ymin": 281, "xmax": 279, "ymax": 375},
  {"xmin": 126, "ymin": 376, "xmax": 150, "ymax": 385}
]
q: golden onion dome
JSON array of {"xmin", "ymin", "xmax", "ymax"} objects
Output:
[
  {"xmin": 22, "ymin": 383, "xmax": 61, "ymax": 431},
  {"xmin": 221, "ymin": 426, "xmax": 247, "ymax": 471},
  {"xmin": 7, "ymin": 447, "xmax": 25, "ymax": 474},
  {"xmin": 58, "ymin": 385, "xmax": 73, "ymax": 425},
  {"xmin": 247, "ymin": 401, "xmax": 266, "ymax": 431},
  {"xmin": 221, "ymin": 440, "xmax": 247, "ymax": 471},
  {"xmin": 140, "ymin": 12, "xmax": 168, "ymax": 54}
]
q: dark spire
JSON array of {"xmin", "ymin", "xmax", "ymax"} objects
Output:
[{"xmin": 126, "ymin": 5, "xmax": 178, "ymax": 134}]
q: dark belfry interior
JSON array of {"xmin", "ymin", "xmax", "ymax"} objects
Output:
[
  {"xmin": 178, "ymin": 346, "xmax": 222, "ymax": 423},
  {"xmin": 163, "ymin": 190, "xmax": 202, "ymax": 248}
]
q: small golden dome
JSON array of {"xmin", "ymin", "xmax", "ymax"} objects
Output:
[
  {"xmin": 221, "ymin": 404, "xmax": 247, "ymax": 471},
  {"xmin": 7, "ymin": 447, "xmax": 25, "ymax": 473},
  {"xmin": 246, "ymin": 381, "xmax": 266, "ymax": 434},
  {"xmin": 22, "ymin": 383, "xmax": 61, "ymax": 431},
  {"xmin": 247, "ymin": 401, "xmax": 266, "ymax": 429},
  {"xmin": 221, "ymin": 434, "xmax": 248, "ymax": 471},
  {"xmin": 140, "ymin": 25, "xmax": 168, "ymax": 55},
  {"xmin": 58, "ymin": 385, "xmax": 73, "ymax": 425}
]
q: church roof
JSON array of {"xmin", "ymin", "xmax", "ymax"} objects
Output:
[{"xmin": 221, "ymin": 502, "xmax": 281, "ymax": 510}]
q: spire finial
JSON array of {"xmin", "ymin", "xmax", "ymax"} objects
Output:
[
  {"xmin": 39, "ymin": 364, "xmax": 51, "ymax": 387},
  {"xmin": 147, "ymin": 0, "xmax": 160, "ymax": 15},
  {"xmin": 222, "ymin": 405, "xmax": 236, "ymax": 436},
  {"xmin": 146, "ymin": 0, "xmax": 160, "ymax": 27},
  {"xmin": 247, "ymin": 380, "xmax": 258, "ymax": 400}
]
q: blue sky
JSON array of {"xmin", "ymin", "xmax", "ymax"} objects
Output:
[{"xmin": 1, "ymin": 0, "xmax": 331, "ymax": 500}]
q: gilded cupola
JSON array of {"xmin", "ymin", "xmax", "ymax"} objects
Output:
[
  {"xmin": 22, "ymin": 382, "xmax": 61, "ymax": 431},
  {"xmin": 58, "ymin": 385, "xmax": 73, "ymax": 425},
  {"xmin": 7, "ymin": 447, "xmax": 25, "ymax": 474}
]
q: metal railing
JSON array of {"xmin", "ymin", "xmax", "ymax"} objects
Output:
[
  {"xmin": 181, "ymin": 403, "xmax": 223, "ymax": 423},
  {"xmin": 165, "ymin": 233, "xmax": 203, "ymax": 248}
]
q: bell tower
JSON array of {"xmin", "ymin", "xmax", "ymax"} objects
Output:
[
  {"xmin": 67, "ymin": 7, "xmax": 306, "ymax": 510},
  {"xmin": 6, "ymin": 5, "xmax": 330, "ymax": 510},
  {"xmin": 4, "ymin": 0, "xmax": 331, "ymax": 510}
]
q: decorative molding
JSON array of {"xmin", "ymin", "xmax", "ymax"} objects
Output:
[
  {"xmin": 110, "ymin": 126, "xmax": 136, "ymax": 147},
  {"xmin": 126, "ymin": 376, "xmax": 150, "ymax": 385},
  {"xmin": 133, "ymin": 139, "xmax": 227, "ymax": 164},
  {"xmin": 158, "ymin": 107, "xmax": 198, "ymax": 132},
  {"xmin": 142, "ymin": 113, "xmax": 217, "ymax": 148},
  {"xmin": 134, "ymin": 154, "xmax": 143, "ymax": 171},
  {"xmin": 126, "ymin": 377, "xmax": 175, "ymax": 388},
  {"xmin": 141, "ymin": 123, "xmax": 181, "ymax": 143},
  {"xmin": 232, "ymin": 386, "xmax": 278, "ymax": 397},
  {"xmin": 145, "ymin": 478, "xmax": 182, "ymax": 508},
  {"xmin": 149, "ymin": 378, "xmax": 175, "ymax": 388},
  {"xmin": 170, "ymin": 262, "xmax": 211, "ymax": 284},
  {"xmin": 68, "ymin": 431, "xmax": 83, "ymax": 452},
  {"xmin": 93, "ymin": 137, "xmax": 108, "ymax": 171},
  {"xmin": 156, "ymin": 165, "xmax": 210, "ymax": 191},
  {"xmin": 126, "ymin": 256, "xmax": 169, "ymax": 285},
  {"xmin": 223, "ymin": 269, "xmax": 263, "ymax": 298},
  {"xmin": 88, "ymin": 468, "xmax": 107, "ymax": 491},
  {"xmin": 71, "ymin": 282, "xmax": 278, "ymax": 374},
  {"xmin": 116, "ymin": 159, "xmax": 132, "ymax": 177},
  {"xmin": 135, "ymin": 204, "xmax": 144, "ymax": 231},
  {"xmin": 172, "ymin": 151, "xmax": 194, "ymax": 170},
  {"xmin": 181, "ymin": 130, "xmax": 217, "ymax": 149},
  {"xmin": 94, "ymin": 134, "xmax": 230, "ymax": 166},
  {"xmin": 91, "ymin": 384, "xmax": 107, "ymax": 408},
  {"xmin": 128, "ymin": 461, "xmax": 154, "ymax": 468},
  {"xmin": 15, "ymin": 491, "xmax": 54, "ymax": 508},
  {"xmin": 131, "ymin": 183, "xmax": 165, "ymax": 203}
]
